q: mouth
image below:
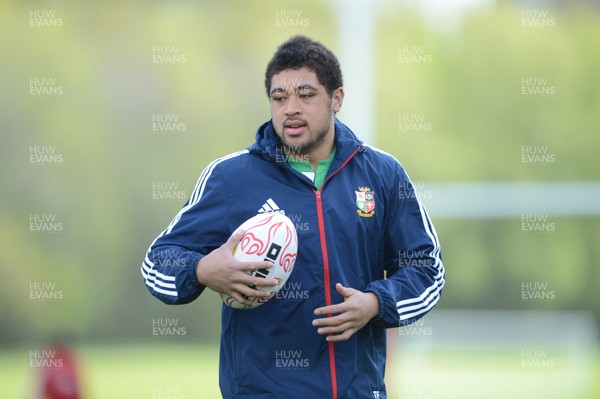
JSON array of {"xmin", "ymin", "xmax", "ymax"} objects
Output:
[{"xmin": 283, "ymin": 120, "xmax": 307, "ymax": 136}]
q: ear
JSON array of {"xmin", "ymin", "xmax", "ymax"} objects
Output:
[{"xmin": 332, "ymin": 87, "xmax": 344, "ymax": 113}]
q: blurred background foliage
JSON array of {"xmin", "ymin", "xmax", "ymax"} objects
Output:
[{"xmin": 0, "ymin": 0, "xmax": 599, "ymax": 349}]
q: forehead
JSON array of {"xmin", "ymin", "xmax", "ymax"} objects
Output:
[{"xmin": 270, "ymin": 67, "xmax": 323, "ymax": 90}]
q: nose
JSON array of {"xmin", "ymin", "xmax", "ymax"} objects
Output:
[{"xmin": 284, "ymin": 93, "xmax": 302, "ymax": 116}]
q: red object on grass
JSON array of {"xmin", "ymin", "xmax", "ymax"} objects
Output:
[{"xmin": 39, "ymin": 343, "xmax": 81, "ymax": 399}]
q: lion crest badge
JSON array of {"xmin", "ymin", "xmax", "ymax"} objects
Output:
[{"xmin": 355, "ymin": 187, "xmax": 375, "ymax": 217}]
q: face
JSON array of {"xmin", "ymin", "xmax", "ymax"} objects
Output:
[{"xmin": 269, "ymin": 67, "xmax": 343, "ymax": 157}]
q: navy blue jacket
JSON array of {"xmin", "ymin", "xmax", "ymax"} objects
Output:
[{"xmin": 141, "ymin": 119, "xmax": 444, "ymax": 399}]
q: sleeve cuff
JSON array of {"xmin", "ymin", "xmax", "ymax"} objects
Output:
[
  {"xmin": 365, "ymin": 283, "xmax": 399, "ymax": 328},
  {"xmin": 185, "ymin": 252, "xmax": 205, "ymax": 289}
]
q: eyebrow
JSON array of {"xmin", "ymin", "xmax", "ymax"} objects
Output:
[{"xmin": 270, "ymin": 84, "xmax": 318, "ymax": 95}]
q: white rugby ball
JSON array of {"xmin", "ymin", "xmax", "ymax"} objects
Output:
[{"xmin": 221, "ymin": 212, "xmax": 298, "ymax": 309}]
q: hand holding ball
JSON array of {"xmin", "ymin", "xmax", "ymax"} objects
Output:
[{"xmin": 221, "ymin": 212, "xmax": 298, "ymax": 309}]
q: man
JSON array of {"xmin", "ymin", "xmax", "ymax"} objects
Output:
[{"xmin": 141, "ymin": 35, "xmax": 444, "ymax": 399}]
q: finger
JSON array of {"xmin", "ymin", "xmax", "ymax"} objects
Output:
[
  {"xmin": 229, "ymin": 290, "xmax": 254, "ymax": 307},
  {"xmin": 326, "ymin": 328, "xmax": 357, "ymax": 342},
  {"xmin": 315, "ymin": 321, "xmax": 353, "ymax": 336},
  {"xmin": 228, "ymin": 283, "xmax": 271, "ymax": 304},
  {"xmin": 236, "ymin": 283, "xmax": 273, "ymax": 298},
  {"xmin": 312, "ymin": 313, "xmax": 350, "ymax": 328},
  {"xmin": 314, "ymin": 302, "xmax": 348, "ymax": 316},
  {"xmin": 249, "ymin": 277, "xmax": 279, "ymax": 288},
  {"xmin": 243, "ymin": 269, "xmax": 279, "ymax": 287},
  {"xmin": 239, "ymin": 261, "xmax": 274, "ymax": 273},
  {"xmin": 237, "ymin": 271, "xmax": 279, "ymax": 287}
]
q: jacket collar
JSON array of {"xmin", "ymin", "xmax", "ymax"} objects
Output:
[{"xmin": 249, "ymin": 118, "xmax": 363, "ymax": 165}]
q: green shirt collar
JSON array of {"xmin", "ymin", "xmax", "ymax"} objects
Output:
[{"xmin": 286, "ymin": 146, "xmax": 337, "ymax": 190}]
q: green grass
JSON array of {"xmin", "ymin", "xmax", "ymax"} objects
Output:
[
  {"xmin": 392, "ymin": 349, "xmax": 600, "ymax": 399},
  {"xmin": 0, "ymin": 342, "xmax": 221, "ymax": 398}
]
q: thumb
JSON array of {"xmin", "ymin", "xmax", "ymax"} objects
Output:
[
  {"xmin": 224, "ymin": 229, "xmax": 245, "ymax": 250},
  {"xmin": 336, "ymin": 283, "xmax": 353, "ymax": 298}
]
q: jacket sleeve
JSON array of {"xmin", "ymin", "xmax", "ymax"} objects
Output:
[
  {"xmin": 140, "ymin": 160, "xmax": 231, "ymax": 305},
  {"xmin": 365, "ymin": 163, "xmax": 445, "ymax": 327}
]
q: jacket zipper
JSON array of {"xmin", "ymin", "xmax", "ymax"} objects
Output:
[{"xmin": 313, "ymin": 146, "xmax": 361, "ymax": 399}]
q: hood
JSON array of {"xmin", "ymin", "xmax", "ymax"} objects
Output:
[{"xmin": 248, "ymin": 118, "xmax": 364, "ymax": 161}]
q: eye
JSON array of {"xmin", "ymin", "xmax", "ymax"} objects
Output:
[
  {"xmin": 299, "ymin": 93, "xmax": 313, "ymax": 99},
  {"xmin": 271, "ymin": 95, "xmax": 285, "ymax": 103}
]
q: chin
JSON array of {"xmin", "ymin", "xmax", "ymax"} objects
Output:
[{"xmin": 283, "ymin": 140, "xmax": 304, "ymax": 152}]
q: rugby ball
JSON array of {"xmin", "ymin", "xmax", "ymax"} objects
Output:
[{"xmin": 221, "ymin": 212, "xmax": 298, "ymax": 309}]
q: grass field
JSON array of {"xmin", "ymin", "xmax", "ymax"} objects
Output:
[
  {"xmin": 1, "ymin": 343, "xmax": 598, "ymax": 398},
  {"xmin": 393, "ymin": 349, "xmax": 600, "ymax": 399},
  {"xmin": 0, "ymin": 342, "xmax": 221, "ymax": 398}
]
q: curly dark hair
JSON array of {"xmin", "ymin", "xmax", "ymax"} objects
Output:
[{"xmin": 264, "ymin": 35, "xmax": 343, "ymax": 98}]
